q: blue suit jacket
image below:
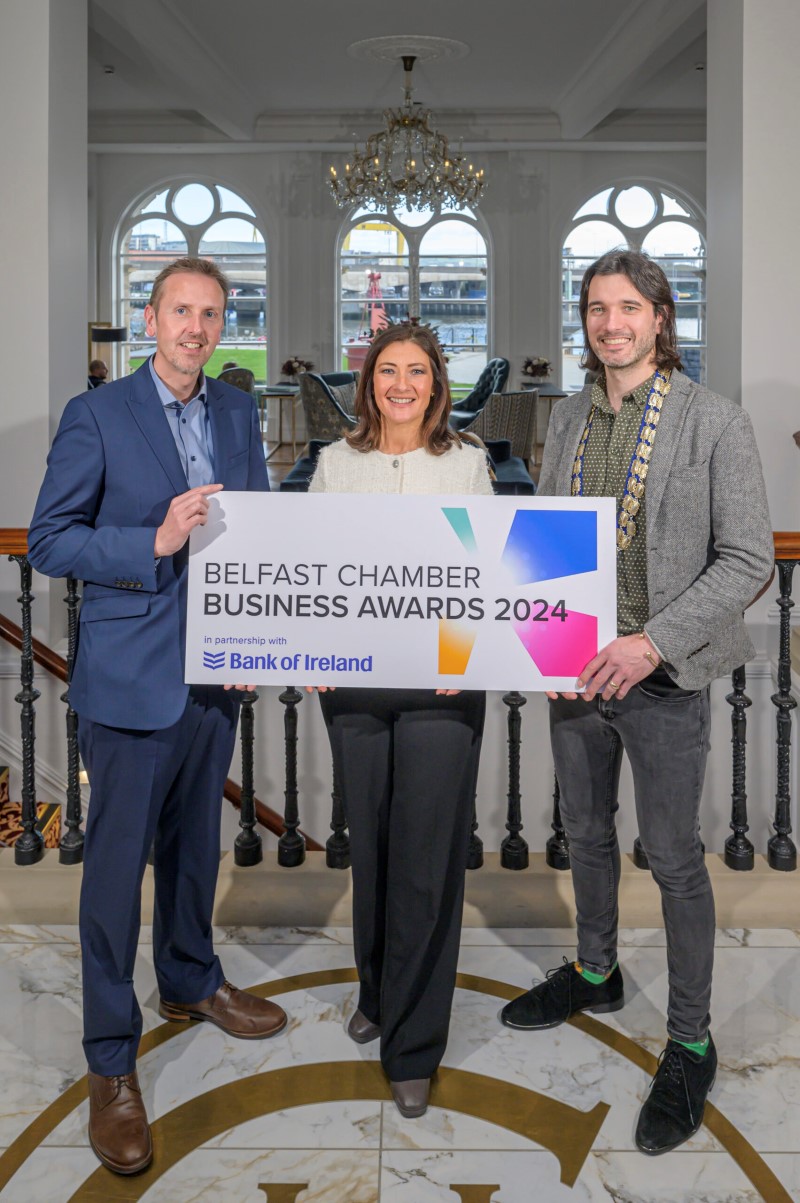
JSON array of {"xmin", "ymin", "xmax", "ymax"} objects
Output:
[{"xmin": 28, "ymin": 361, "xmax": 269, "ymax": 729}]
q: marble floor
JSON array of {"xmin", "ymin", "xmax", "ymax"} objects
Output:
[{"xmin": 0, "ymin": 925, "xmax": 798, "ymax": 1202}]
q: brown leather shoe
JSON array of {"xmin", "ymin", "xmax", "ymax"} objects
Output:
[
  {"xmin": 347, "ymin": 1009, "xmax": 381, "ymax": 1044},
  {"xmin": 87, "ymin": 1070, "xmax": 153, "ymax": 1175},
  {"xmin": 158, "ymin": 980, "xmax": 288, "ymax": 1039},
  {"xmin": 390, "ymin": 1077, "xmax": 431, "ymax": 1118}
]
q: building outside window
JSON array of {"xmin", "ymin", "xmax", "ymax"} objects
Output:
[
  {"xmin": 338, "ymin": 205, "xmax": 489, "ymax": 398},
  {"xmin": 562, "ymin": 185, "xmax": 706, "ymax": 390},
  {"xmin": 117, "ymin": 182, "xmax": 267, "ymax": 380}
]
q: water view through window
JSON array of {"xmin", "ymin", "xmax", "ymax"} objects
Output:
[{"xmin": 339, "ymin": 205, "xmax": 488, "ymax": 396}]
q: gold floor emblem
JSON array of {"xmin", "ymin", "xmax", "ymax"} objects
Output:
[{"xmin": 0, "ymin": 968, "xmax": 791, "ymax": 1203}]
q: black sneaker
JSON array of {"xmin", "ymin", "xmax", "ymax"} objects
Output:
[
  {"xmin": 635, "ymin": 1035, "xmax": 717, "ymax": 1155},
  {"xmin": 500, "ymin": 957, "xmax": 624, "ymax": 1030}
]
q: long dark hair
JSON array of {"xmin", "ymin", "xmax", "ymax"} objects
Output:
[
  {"xmin": 578, "ymin": 249, "xmax": 683, "ymax": 373},
  {"xmin": 347, "ymin": 322, "xmax": 458, "ymax": 455}
]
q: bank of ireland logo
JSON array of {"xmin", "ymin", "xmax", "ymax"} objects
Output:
[
  {"xmin": 203, "ymin": 650, "xmax": 226, "ymax": 671},
  {"xmin": 440, "ymin": 506, "xmax": 599, "ymax": 676}
]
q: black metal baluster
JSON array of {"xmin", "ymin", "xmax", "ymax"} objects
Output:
[
  {"xmin": 326, "ymin": 758, "xmax": 350, "ymax": 869},
  {"xmin": 768, "ymin": 559, "xmax": 798, "ymax": 871},
  {"xmin": 10, "ymin": 555, "xmax": 43, "ymax": 866},
  {"xmin": 545, "ymin": 773, "xmax": 570, "ymax": 870},
  {"xmin": 467, "ymin": 792, "xmax": 484, "ymax": 870},
  {"xmin": 59, "ymin": 577, "xmax": 84, "ymax": 864},
  {"xmin": 278, "ymin": 685, "xmax": 305, "ymax": 866},
  {"xmin": 501, "ymin": 690, "xmax": 529, "ymax": 869},
  {"xmin": 234, "ymin": 690, "xmax": 262, "ymax": 866},
  {"xmin": 725, "ymin": 664, "xmax": 754, "ymax": 870}
]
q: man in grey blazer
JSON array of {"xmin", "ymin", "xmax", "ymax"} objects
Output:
[{"xmin": 501, "ymin": 250, "xmax": 773, "ymax": 1154}]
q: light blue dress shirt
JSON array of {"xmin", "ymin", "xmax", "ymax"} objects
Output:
[{"xmin": 149, "ymin": 356, "xmax": 215, "ymax": 487}]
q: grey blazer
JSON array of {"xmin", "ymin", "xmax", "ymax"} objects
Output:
[{"xmin": 537, "ymin": 369, "xmax": 774, "ymax": 688}]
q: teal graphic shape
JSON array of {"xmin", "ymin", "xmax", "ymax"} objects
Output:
[
  {"xmin": 442, "ymin": 507, "xmax": 478, "ymax": 554},
  {"xmin": 502, "ymin": 510, "xmax": 597, "ymax": 583}
]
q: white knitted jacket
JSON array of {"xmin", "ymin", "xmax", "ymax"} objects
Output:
[{"xmin": 308, "ymin": 439, "xmax": 494, "ymax": 495}]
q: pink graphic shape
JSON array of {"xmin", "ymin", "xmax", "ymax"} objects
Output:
[{"xmin": 514, "ymin": 607, "xmax": 597, "ymax": 677}]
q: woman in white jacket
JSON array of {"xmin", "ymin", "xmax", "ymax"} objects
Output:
[{"xmin": 309, "ymin": 322, "xmax": 493, "ymax": 1118}]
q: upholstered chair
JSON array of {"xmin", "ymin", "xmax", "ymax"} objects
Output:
[
  {"xmin": 299, "ymin": 372, "xmax": 359, "ymax": 442},
  {"xmin": 217, "ymin": 367, "xmax": 257, "ymax": 397},
  {"xmin": 449, "ymin": 357, "xmax": 510, "ymax": 431},
  {"xmin": 465, "ymin": 390, "xmax": 538, "ymax": 466}
]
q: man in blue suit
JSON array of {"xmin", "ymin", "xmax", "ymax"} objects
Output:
[{"xmin": 28, "ymin": 258, "xmax": 286, "ymax": 1175}]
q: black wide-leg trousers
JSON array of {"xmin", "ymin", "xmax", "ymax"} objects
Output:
[{"xmin": 319, "ymin": 688, "xmax": 485, "ymax": 1081}]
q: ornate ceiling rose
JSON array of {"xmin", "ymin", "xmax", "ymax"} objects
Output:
[{"xmin": 346, "ymin": 35, "xmax": 470, "ymax": 64}]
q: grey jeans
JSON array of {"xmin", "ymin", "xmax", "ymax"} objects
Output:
[{"xmin": 549, "ymin": 676, "xmax": 714, "ymax": 1043}]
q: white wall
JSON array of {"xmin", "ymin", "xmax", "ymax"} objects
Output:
[
  {"xmin": 0, "ymin": 0, "xmax": 87, "ymax": 521},
  {"xmin": 0, "ymin": 0, "xmax": 88, "ymax": 635},
  {"xmin": 706, "ymin": 0, "xmax": 800, "ymax": 533}
]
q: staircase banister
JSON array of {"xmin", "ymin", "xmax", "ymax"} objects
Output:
[
  {"xmin": 0, "ymin": 609, "xmax": 319, "ymax": 849},
  {"xmin": 0, "ymin": 529, "xmax": 28, "ymax": 555},
  {"xmin": 773, "ymin": 532, "xmax": 800, "ymax": 560}
]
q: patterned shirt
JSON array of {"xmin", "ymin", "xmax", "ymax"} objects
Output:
[
  {"xmin": 581, "ymin": 372, "xmax": 657, "ymax": 635},
  {"xmin": 149, "ymin": 356, "xmax": 215, "ymax": 488}
]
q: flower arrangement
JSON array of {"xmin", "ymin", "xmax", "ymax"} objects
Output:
[
  {"xmin": 522, "ymin": 356, "xmax": 552, "ymax": 378},
  {"xmin": 280, "ymin": 356, "xmax": 314, "ymax": 377}
]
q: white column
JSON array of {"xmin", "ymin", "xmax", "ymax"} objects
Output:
[
  {"xmin": 0, "ymin": 0, "xmax": 88, "ymax": 528},
  {"xmin": 707, "ymin": 0, "xmax": 800, "ymax": 529}
]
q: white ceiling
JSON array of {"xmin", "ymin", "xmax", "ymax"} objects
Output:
[{"xmin": 87, "ymin": 0, "xmax": 707, "ymax": 145}]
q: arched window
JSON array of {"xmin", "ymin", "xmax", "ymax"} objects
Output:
[
  {"xmin": 562, "ymin": 185, "xmax": 706, "ymax": 389},
  {"xmin": 117, "ymin": 182, "xmax": 267, "ymax": 380},
  {"xmin": 338, "ymin": 204, "xmax": 489, "ymax": 398}
]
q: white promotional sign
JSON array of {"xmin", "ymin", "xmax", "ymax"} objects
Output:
[{"xmin": 186, "ymin": 493, "xmax": 617, "ymax": 691}]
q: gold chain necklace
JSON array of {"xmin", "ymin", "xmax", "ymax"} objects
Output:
[{"xmin": 571, "ymin": 369, "xmax": 672, "ymax": 551}]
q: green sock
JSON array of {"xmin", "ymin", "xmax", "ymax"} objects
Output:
[
  {"xmin": 674, "ymin": 1035, "xmax": 709, "ymax": 1056},
  {"xmin": 575, "ymin": 961, "xmax": 616, "ymax": 986}
]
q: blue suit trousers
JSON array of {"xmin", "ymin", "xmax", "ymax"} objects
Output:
[{"xmin": 78, "ymin": 686, "xmax": 240, "ymax": 1075}]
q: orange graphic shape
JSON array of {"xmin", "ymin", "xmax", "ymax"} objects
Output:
[{"xmin": 438, "ymin": 620, "xmax": 478, "ymax": 675}]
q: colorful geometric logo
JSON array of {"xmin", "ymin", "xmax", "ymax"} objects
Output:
[
  {"xmin": 442, "ymin": 507, "xmax": 478, "ymax": 554},
  {"xmin": 438, "ymin": 620, "xmax": 478, "ymax": 674},
  {"xmin": 501, "ymin": 510, "xmax": 597, "ymax": 584},
  {"xmin": 513, "ymin": 606, "xmax": 597, "ymax": 677},
  {"xmin": 501, "ymin": 510, "xmax": 598, "ymax": 674},
  {"xmin": 439, "ymin": 506, "xmax": 599, "ymax": 678}
]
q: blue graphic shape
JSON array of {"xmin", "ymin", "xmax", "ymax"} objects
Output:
[
  {"xmin": 442, "ymin": 507, "xmax": 478, "ymax": 554},
  {"xmin": 502, "ymin": 510, "xmax": 597, "ymax": 584},
  {"xmin": 203, "ymin": 651, "xmax": 226, "ymax": 670}
]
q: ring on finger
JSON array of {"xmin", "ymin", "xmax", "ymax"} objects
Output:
[{"xmin": 608, "ymin": 680, "xmax": 619, "ymax": 691}]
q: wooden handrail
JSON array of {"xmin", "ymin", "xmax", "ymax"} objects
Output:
[
  {"xmin": 0, "ymin": 611, "xmax": 322, "ymax": 850},
  {"xmin": 0, "ymin": 611, "xmax": 68, "ymax": 680},
  {"xmin": 773, "ymin": 532, "xmax": 800, "ymax": 560},
  {"xmin": 8, "ymin": 526, "xmax": 800, "ymax": 560},
  {"xmin": 0, "ymin": 529, "xmax": 28, "ymax": 555}
]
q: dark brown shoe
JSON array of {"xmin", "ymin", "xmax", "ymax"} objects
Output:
[
  {"xmin": 390, "ymin": 1077, "xmax": 431, "ymax": 1118},
  {"xmin": 87, "ymin": 1070, "xmax": 153, "ymax": 1175},
  {"xmin": 158, "ymin": 980, "xmax": 287, "ymax": 1039},
  {"xmin": 347, "ymin": 1009, "xmax": 380, "ymax": 1044}
]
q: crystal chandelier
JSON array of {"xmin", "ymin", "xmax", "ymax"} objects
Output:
[{"xmin": 329, "ymin": 55, "xmax": 485, "ymax": 212}]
